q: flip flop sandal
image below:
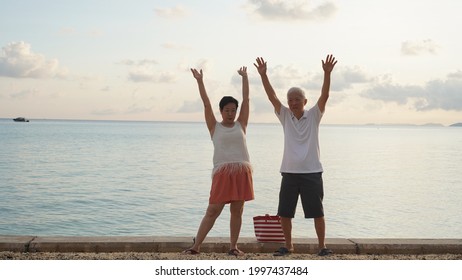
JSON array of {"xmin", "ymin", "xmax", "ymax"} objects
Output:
[
  {"xmin": 182, "ymin": 248, "xmax": 200, "ymax": 255},
  {"xmin": 228, "ymin": 249, "xmax": 244, "ymax": 256},
  {"xmin": 273, "ymin": 247, "xmax": 292, "ymax": 256},
  {"xmin": 318, "ymin": 248, "xmax": 333, "ymax": 256}
]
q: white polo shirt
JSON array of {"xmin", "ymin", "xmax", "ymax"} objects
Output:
[{"xmin": 276, "ymin": 104, "xmax": 323, "ymax": 173}]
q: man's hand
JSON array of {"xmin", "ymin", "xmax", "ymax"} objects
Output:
[
  {"xmin": 254, "ymin": 57, "xmax": 267, "ymax": 76},
  {"xmin": 322, "ymin": 54, "xmax": 337, "ymax": 73}
]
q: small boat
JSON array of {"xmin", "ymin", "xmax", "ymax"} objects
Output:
[{"xmin": 13, "ymin": 117, "xmax": 29, "ymax": 122}]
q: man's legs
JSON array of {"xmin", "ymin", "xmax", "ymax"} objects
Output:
[
  {"xmin": 280, "ymin": 216, "xmax": 294, "ymax": 251},
  {"xmin": 314, "ymin": 216, "xmax": 332, "ymax": 255},
  {"xmin": 276, "ymin": 173, "xmax": 298, "ymax": 255},
  {"xmin": 314, "ymin": 216, "xmax": 326, "ymax": 249}
]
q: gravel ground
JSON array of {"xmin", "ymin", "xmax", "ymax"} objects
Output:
[{"xmin": 1, "ymin": 251, "xmax": 461, "ymax": 260}]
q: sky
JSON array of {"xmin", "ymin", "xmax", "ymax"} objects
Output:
[{"xmin": 1, "ymin": 0, "xmax": 461, "ymax": 125}]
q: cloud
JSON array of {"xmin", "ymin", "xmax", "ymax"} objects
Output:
[
  {"xmin": 362, "ymin": 83, "xmax": 424, "ymax": 105},
  {"xmin": 248, "ymin": 0, "xmax": 337, "ymax": 21},
  {"xmin": 128, "ymin": 69, "xmax": 176, "ymax": 83},
  {"xmin": 119, "ymin": 59, "xmax": 158, "ymax": 66},
  {"xmin": 125, "ymin": 104, "xmax": 153, "ymax": 114},
  {"xmin": 262, "ymin": 64, "xmax": 304, "ymax": 90},
  {"xmin": 58, "ymin": 28, "xmax": 76, "ymax": 35},
  {"xmin": 161, "ymin": 42, "xmax": 192, "ymax": 51},
  {"xmin": 401, "ymin": 39, "xmax": 440, "ymax": 56},
  {"xmin": 361, "ymin": 72, "xmax": 462, "ymax": 111},
  {"xmin": 251, "ymin": 95, "xmax": 274, "ymax": 113},
  {"xmin": 154, "ymin": 5, "xmax": 189, "ymax": 19},
  {"xmin": 92, "ymin": 105, "xmax": 153, "ymax": 116},
  {"xmin": 10, "ymin": 88, "xmax": 38, "ymax": 99},
  {"xmin": 177, "ymin": 99, "xmax": 203, "ymax": 113},
  {"xmin": 259, "ymin": 64, "xmax": 369, "ymax": 95},
  {"xmin": 304, "ymin": 66, "xmax": 371, "ymax": 91},
  {"xmin": 119, "ymin": 58, "xmax": 175, "ymax": 83},
  {"xmin": 421, "ymin": 75, "xmax": 462, "ymax": 111},
  {"xmin": 88, "ymin": 29, "xmax": 103, "ymax": 38},
  {"xmin": 191, "ymin": 59, "xmax": 212, "ymax": 72},
  {"xmin": 92, "ymin": 108, "xmax": 119, "ymax": 116},
  {"xmin": 0, "ymin": 42, "xmax": 67, "ymax": 78},
  {"xmin": 447, "ymin": 70, "xmax": 462, "ymax": 79}
]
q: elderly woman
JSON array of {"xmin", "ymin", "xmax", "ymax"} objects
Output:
[{"xmin": 183, "ymin": 66, "xmax": 254, "ymax": 256}]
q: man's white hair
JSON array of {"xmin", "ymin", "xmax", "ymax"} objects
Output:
[{"xmin": 287, "ymin": 87, "xmax": 306, "ymax": 99}]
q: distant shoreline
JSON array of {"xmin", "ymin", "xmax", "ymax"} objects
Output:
[{"xmin": 1, "ymin": 118, "xmax": 461, "ymax": 127}]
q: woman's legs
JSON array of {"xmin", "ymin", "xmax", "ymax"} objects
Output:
[
  {"xmin": 189, "ymin": 203, "xmax": 225, "ymax": 252},
  {"xmin": 229, "ymin": 200, "xmax": 245, "ymax": 251}
]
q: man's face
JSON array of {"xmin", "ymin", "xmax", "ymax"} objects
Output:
[{"xmin": 287, "ymin": 92, "xmax": 307, "ymax": 114}]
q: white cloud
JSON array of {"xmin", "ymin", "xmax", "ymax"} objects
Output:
[
  {"xmin": 157, "ymin": 72, "xmax": 176, "ymax": 83},
  {"xmin": 92, "ymin": 108, "xmax": 119, "ymax": 116},
  {"xmin": 256, "ymin": 64, "xmax": 369, "ymax": 96},
  {"xmin": 154, "ymin": 5, "xmax": 189, "ymax": 19},
  {"xmin": 401, "ymin": 39, "xmax": 440, "ymax": 56},
  {"xmin": 161, "ymin": 42, "xmax": 192, "ymax": 51},
  {"xmin": 128, "ymin": 69, "xmax": 176, "ymax": 83},
  {"xmin": 250, "ymin": 95, "xmax": 274, "ymax": 113},
  {"xmin": 10, "ymin": 88, "xmax": 38, "ymax": 99},
  {"xmin": 422, "ymin": 74, "xmax": 462, "ymax": 111},
  {"xmin": 177, "ymin": 99, "xmax": 203, "ymax": 113},
  {"xmin": 125, "ymin": 104, "xmax": 153, "ymax": 114},
  {"xmin": 248, "ymin": 0, "xmax": 337, "ymax": 21},
  {"xmin": 0, "ymin": 42, "xmax": 67, "ymax": 78},
  {"xmin": 447, "ymin": 70, "xmax": 462, "ymax": 79},
  {"xmin": 362, "ymin": 83, "xmax": 424, "ymax": 105},
  {"xmin": 263, "ymin": 64, "xmax": 304, "ymax": 90},
  {"xmin": 304, "ymin": 66, "xmax": 371, "ymax": 91},
  {"xmin": 120, "ymin": 58, "xmax": 175, "ymax": 83},
  {"xmin": 58, "ymin": 28, "xmax": 76, "ymax": 35},
  {"xmin": 191, "ymin": 59, "xmax": 212, "ymax": 72},
  {"xmin": 361, "ymin": 72, "xmax": 462, "ymax": 111},
  {"xmin": 119, "ymin": 59, "xmax": 158, "ymax": 66}
]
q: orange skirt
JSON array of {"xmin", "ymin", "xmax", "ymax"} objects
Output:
[{"xmin": 209, "ymin": 163, "xmax": 254, "ymax": 204}]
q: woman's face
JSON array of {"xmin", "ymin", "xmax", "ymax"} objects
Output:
[{"xmin": 220, "ymin": 103, "xmax": 237, "ymax": 125}]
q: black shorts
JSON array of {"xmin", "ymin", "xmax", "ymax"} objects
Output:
[{"xmin": 277, "ymin": 172, "xmax": 324, "ymax": 219}]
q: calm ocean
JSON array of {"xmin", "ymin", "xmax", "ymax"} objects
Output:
[{"xmin": 1, "ymin": 119, "xmax": 461, "ymax": 239}]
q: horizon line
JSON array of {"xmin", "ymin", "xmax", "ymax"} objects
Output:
[{"xmin": 1, "ymin": 117, "xmax": 461, "ymax": 127}]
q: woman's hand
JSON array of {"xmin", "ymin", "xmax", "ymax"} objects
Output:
[
  {"xmin": 238, "ymin": 66, "xmax": 247, "ymax": 77},
  {"xmin": 190, "ymin": 68, "xmax": 203, "ymax": 80}
]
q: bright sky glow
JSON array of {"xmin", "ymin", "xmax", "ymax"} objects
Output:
[{"xmin": 1, "ymin": 0, "xmax": 461, "ymax": 125}]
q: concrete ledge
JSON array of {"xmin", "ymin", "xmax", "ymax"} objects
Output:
[
  {"xmin": 0, "ymin": 235, "xmax": 35, "ymax": 252},
  {"xmin": 351, "ymin": 238, "xmax": 462, "ymax": 255},
  {"xmin": 1, "ymin": 235, "xmax": 461, "ymax": 255},
  {"xmin": 178, "ymin": 237, "xmax": 357, "ymax": 254},
  {"xmin": 29, "ymin": 236, "xmax": 160, "ymax": 253}
]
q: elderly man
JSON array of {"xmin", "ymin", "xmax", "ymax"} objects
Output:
[{"xmin": 254, "ymin": 55, "xmax": 337, "ymax": 256}]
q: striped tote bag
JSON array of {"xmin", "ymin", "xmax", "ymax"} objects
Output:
[{"xmin": 253, "ymin": 214, "xmax": 285, "ymax": 243}]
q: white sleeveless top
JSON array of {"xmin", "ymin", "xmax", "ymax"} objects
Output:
[{"xmin": 211, "ymin": 121, "xmax": 251, "ymax": 175}]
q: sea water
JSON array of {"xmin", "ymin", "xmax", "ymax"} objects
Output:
[{"xmin": 0, "ymin": 119, "xmax": 461, "ymax": 239}]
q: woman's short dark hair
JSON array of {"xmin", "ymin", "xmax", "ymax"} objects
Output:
[{"xmin": 219, "ymin": 96, "xmax": 239, "ymax": 111}]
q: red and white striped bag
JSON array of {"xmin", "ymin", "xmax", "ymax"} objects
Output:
[{"xmin": 253, "ymin": 214, "xmax": 285, "ymax": 243}]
